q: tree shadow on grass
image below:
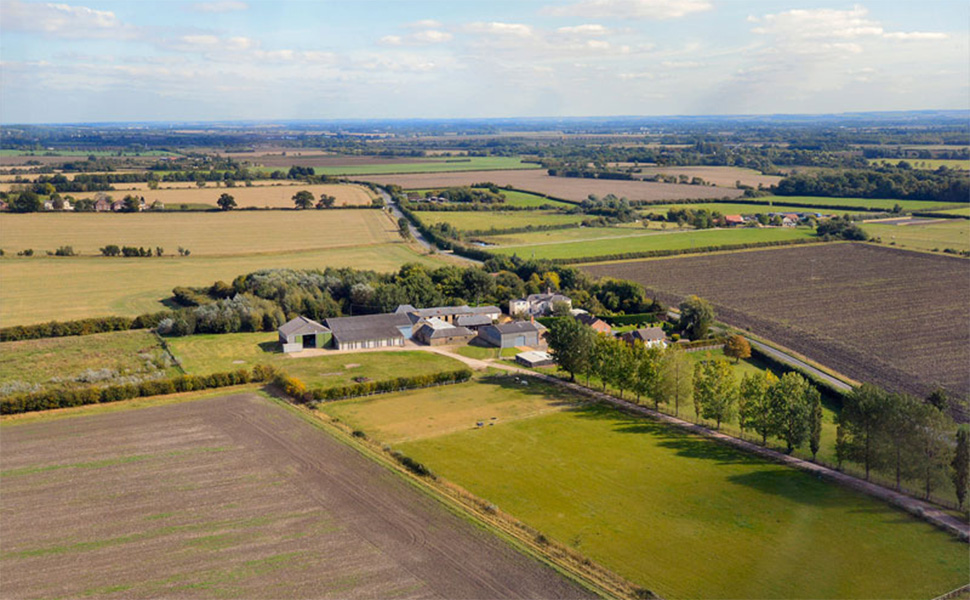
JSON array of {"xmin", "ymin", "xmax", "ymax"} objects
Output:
[
  {"xmin": 473, "ymin": 373, "xmax": 580, "ymax": 409},
  {"xmin": 257, "ymin": 341, "xmax": 281, "ymax": 354}
]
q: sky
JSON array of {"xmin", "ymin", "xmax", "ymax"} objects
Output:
[{"xmin": 1, "ymin": 0, "xmax": 967, "ymax": 124}]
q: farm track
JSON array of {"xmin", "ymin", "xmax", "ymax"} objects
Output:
[
  {"xmin": 584, "ymin": 243, "xmax": 970, "ymax": 406},
  {"xmin": 0, "ymin": 393, "xmax": 595, "ymax": 599}
]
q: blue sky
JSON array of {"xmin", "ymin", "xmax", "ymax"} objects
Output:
[{"xmin": 1, "ymin": 0, "xmax": 967, "ymax": 124}]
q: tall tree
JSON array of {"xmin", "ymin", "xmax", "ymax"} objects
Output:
[
  {"xmin": 317, "ymin": 194, "xmax": 336, "ymax": 209},
  {"xmin": 739, "ymin": 370, "xmax": 778, "ymax": 445},
  {"xmin": 693, "ymin": 359, "xmax": 737, "ymax": 429},
  {"xmin": 217, "ymin": 193, "xmax": 236, "ymax": 211},
  {"xmin": 657, "ymin": 348, "xmax": 693, "ymax": 417},
  {"xmin": 912, "ymin": 402, "xmax": 953, "ymax": 500},
  {"xmin": 587, "ymin": 333, "xmax": 614, "ymax": 389},
  {"xmin": 841, "ymin": 383, "xmax": 891, "ymax": 481},
  {"xmin": 723, "ymin": 335, "xmax": 751, "ymax": 363},
  {"xmin": 884, "ymin": 393, "xmax": 921, "ymax": 490},
  {"xmin": 633, "ymin": 345, "xmax": 664, "ymax": 407},
  {"xmin": 679, "ymin": 295, "xmax": 715, "ymax": 341},
  {"xmin": 547, "ymin": 317, "xmax": 592, "ymax": 382},
  {"xmin": 808, "ymin": 386, "xmax": 823, "ymax": 461},
  {"xmin": 11, "ymin": 190, "xmax": 42, "ymax": 213},
  {"xmin": 292, "ymin": 190, "xmax": 314, "ymax": 209},
  {"xmin": 769, "ymin": 372, "xmax": 814, "ymax": 454},
  {"xmin": 953, "ymin": 425, "xmax": 970, "ymax": 511}
]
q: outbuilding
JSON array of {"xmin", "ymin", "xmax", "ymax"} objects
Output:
[
  {"xmin": 621, "ymin": 327, "xmax": 667, "ymax": 349},
  {"xmin": 324, "ymin": 312, "xmax": 413, "ymax": 350},
  {"xmin": 412, "ymin": 317, "xmax": 476, "ymax": 346},
  {"xmin": 478, "ymin": 321, "xmax": 546, "ymax": 349},
  {"xmin": 278, "ymin": 316, "xmax": 332, "ymax": 353},
  {"xmin": 515, "ymin": 350, "xmax": 555, "ymax": 368}
]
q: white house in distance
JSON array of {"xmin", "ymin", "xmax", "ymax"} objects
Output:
[
  {"xmin": 509, "ymin": 292, "xmax": 571, "ymax": 317},
  {"xmin": 620, "ymin": 327, "xmax": 667, "ymax": 349}
]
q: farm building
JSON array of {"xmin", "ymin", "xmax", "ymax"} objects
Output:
[
  {"xmin": 509, "ymin": 292, "xmax": 571, "ymax": 317},
  {"xmin": 412, "ymin": 318, "xmax": 476, "ymax": 346},
  {"xmin": 515, "ymin": 350, "xmax": 555, "ymax": 368},
  {"xmin": 455, "ymin": 314, "xmax": 493, "ymax": 330},
  {"xmin": 396, "ymin": 304, "xmax": 500, "ymax": 325},
  {"xmin": 621, "ymin": 327, "xmax": 667, "ymax": 349},
  {"xmin": 478, "ymin": 321, "xmax": 546, "ymax": 349},
  {"xmin": 574, "ymin": 313, "xmax": 612, "ymax": 334},
  {"xmin": 278, "ymin": 316, "xmax": 332, "ymax": 353},
  {"xmin": 324, "ymin": 313, "xmax": 413, "ymax": 350},
  {"xmin": 723, "ymin": 215, "xmax": 745, "ymax": 226},
  {"xmin": 94, "ymin": 197, "xmax": 112, "ymax": 212}
]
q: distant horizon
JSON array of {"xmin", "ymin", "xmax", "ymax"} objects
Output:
[
  {"xmin": 1, "ymin": 1, "xmax": 966, "ymax": 124},
  {"xmin": 4, "ymin": 108, "xmax": 969, "ymax": 129}
]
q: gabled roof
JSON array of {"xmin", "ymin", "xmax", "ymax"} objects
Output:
[
  {"xmin": 455, "ymin": 314, "xmax": 493, "ymax": 327},
  {"xmin": 325, "ymin": 312, "xmax": 411, "ymax": 343},
  {"xmin": 278, "ymin": 315, "xmax": 330, "ymax": 338},
  {"xmin": 524, "ymin": 293, "xmax": 570, "ymax": 304},
  {"xmin": 408, "ymin": 305, "xmax": 500, "ymax": 319},
  {"xmin": 574, "ymin": 313, "xmax": 609, "ymax": 328},
  {"xmin": 415, "ymin": 322, "xmax": 475, "ymax": 339},
  {"xmin": 625, "ymin": 327, "xmax": 665, "ymax": 342},
  {"xmin": 487, "ymin": 321, "xmax": 546, "ymax": 336},
  {"xmin": 394, "ymin": 304, "xmax": 417, "ymax": 314}
]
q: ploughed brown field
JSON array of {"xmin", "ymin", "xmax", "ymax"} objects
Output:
[
  {"xmin": 0, "ymin": 393, "xmax": 591, "ymax": 599},
  {"xmin": 359, "ymin": 170, "xmax": 744, "ymax": 202},
  {"xmin": 585, "ymin": 243, "xmax": 970, "ymax": 403}
]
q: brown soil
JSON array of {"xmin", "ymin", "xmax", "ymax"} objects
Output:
[
  {"xmin": 359, "ymin": 170, "xmax": 744, "ymax": 202},
  {"xmin": 0, "ymin": 393, "xmax": 593, "ymax": 599},
  {"xmin": 585, "ymin": 243, "xmax": 970, "ymax": 404}
]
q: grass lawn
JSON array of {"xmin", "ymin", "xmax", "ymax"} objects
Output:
[
  {"xmin": 640, "ymin": 197, "xmax": 963, "ymax": 215},
  {"xmin": 319, "ymin": 374, "xmax": 570, "ymax": 443},
  {"xmin": 0, "ymin": 209, "xmax": 397, "ymax": 257},
  {"xmin": 325, "ymin": 377, "xmax": 968, "ymax": 599},
  {"xmin": 1, "ymin": 244, "xmax": 445, "ymax": 327},
  {"xmin": 935, "ymin": 207, "xmax": 970, "ymax": 216},
  {"xmin": 259, "ymin": 157, "xmax": 539, "ymax": 176},
  {"xmin": 868, "ymin": 158, "xmax": 969, "ymax": 170},
  {"xmin": 862, "ymin": 220, "xmax": 970, "ymax": 253},
  {"xmin": 415, "ymin": 210, "xmax": 584, "ymax": 232},
  {"xmin": 0, "ymin": 330, "xmax": 178, "ymax": 391},
  {"xmin": 490, "ymin": 227, "xmax": 817, "ymax": 260},
  {"xmin": 479, "ymin": 225, "xmax": 690, "ymax": 247},
  {"xmin": 166, "ymin": 332, "xmax": 464, "ymax": 389},
  {"xmin": 321, "ymin": 377, "xmax": 968, "ymax": 598},
  {"xmin": 453, "ymin": 345, "xmax": 521, "ymax": 360}
]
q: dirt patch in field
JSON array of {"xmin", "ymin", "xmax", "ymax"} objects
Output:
[
  {"xmin": 0, "ymin": 393, "xmax": 592, "ymax": 599},
  {"xmin": 359, "ymin": 170, "xmax": 744, "ymax": 202},
  {"xmin": 585, "ymin": 244, "xmax": 970, "ymax": 404}
]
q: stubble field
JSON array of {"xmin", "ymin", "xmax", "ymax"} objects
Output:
[
  {"xmin": 361, "ymin": 170, "xmax": 745, "ymax": 202},
  {"xmin": 0, "ymin": 392, "xmax": 590, "ymax": 599},
  {"xmin": 585, "ymin": 243, "xmax": 970, "ymax": 400},
  {"xmin": 72, "ymin": 183, "xmax": 376, "ymax": 209}
]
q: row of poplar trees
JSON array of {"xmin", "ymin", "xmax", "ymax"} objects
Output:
[{"xmin": 546, "ymin": 317, "xmax": 970, "ymax": 509}]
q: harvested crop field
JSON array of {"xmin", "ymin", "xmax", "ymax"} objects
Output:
[
  {"xmin": 630, "ymin": 166, "xmax": 784, "ymax": 188},
  {"xmin": 1, "ymin": 209, "xmax": 397, "ymax": 256},
  {"xmin": 585, "ymin": 243, "xmax": 970, "ymax": 402},
  {"xmin": 0, "ymin": 392, "xmax": 592, "ymax": 599},
  {"xmin": 360, "ymin": 170, "xmax": 745, "ymax": 202},
  {"xmin": 74, "ymin": 183, "xmax": 376, "ymax": 208}
]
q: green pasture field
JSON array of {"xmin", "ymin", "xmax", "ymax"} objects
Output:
[
  {"xmin": 453, "ymin": 345, "xmax": 520, "ymax": 361},
  {"xmin": 416, "ymin": 210, "xmax": 585, "ymax": 232},
  {"xmin": 641, "ymin": 196, "xmax": 962, "ymax": 214},
  {"xmin": 0, "ymin": 210, "xmax": 399, "ymax": 257},
  {"xmin": 166, "ymin": 332, "xmax": 463, "ymax": 389},
  {"xmin": 0, "ymin": 330, "xmax": 178, "ymax": 390},
  {"xmin": 868, "ymin": 158, "xmax": 969, "ymax": 170},
  {"xmin": 488, "ymin": 227, "xmax": 816, "ymax": 260},
  {"xmin": 409, "ymin": 188, "xmax": 573, "ymax": 208},
  {"xmin": 479, "ymin": 225, "xmax": 688, "ymax": 247},
  {"xmin": 1, "ymin": 244, "xmax": 444, "ymax": 327},
  {"xmin": 256, "ymin": 156, "xmax": 539, "ymax": 176},
  {"xmin": 862, "ymin": 220, "xmax": 970, "ymax": 253},
  {"xmin": 934, "ymin": 207, "xmax": 970, "ymax": 216},
  {"xmin": 321, "ymin": 376, "xmax": 968, "ymax": 599}
]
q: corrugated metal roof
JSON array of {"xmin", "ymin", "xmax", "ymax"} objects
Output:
[
  {"xmin": 278, "ymin": 316, "xmax": 330, "ymax": 337},
  {"xmin": 325, "ymin": 313, "xmax": 411, "ymax": 343}
]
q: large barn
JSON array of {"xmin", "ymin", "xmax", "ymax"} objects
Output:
[
  {"xmin": 478, "ymin": 321, "xmax": 546, "ymax": 349},
  {"xmin": 324, "ymin": 313, "xmax": 413, "ymax": 350}
]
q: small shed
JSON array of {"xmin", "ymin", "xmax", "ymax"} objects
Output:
[
  {"xmin": 515, "ymin": 351, "xmax": 554, "ymax": 368},
  {"xmin": 278, "ymin": 316, "xmax": 332, "ymax": 353},
  {"xmin": 621, "ymin": 327, "xmax": 667, "ymax": 349},
  {"xmin": 412, "ymin": 318, "xmax": 476, "ymax": 346}
]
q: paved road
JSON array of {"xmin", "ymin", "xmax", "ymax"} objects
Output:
[
  {"xmin": 748, "ymin": 339, "xmax": 853, "ymax": 392},
  {"xmin": 380, "ymin": 188, "xmax": 481, "ymax": 264}
]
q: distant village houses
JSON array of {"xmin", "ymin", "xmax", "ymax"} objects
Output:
[{"xmin": 509, "ymin": 291, "xmax": 572, "ymax": 317}]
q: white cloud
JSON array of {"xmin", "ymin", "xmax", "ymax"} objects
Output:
[
  {"xmin": 661, "ymin": 60, "xmax": 701, "ymax": 68},
  {"xmin": 557, "ymin": 24, "xmax": 608, "ymax": 35},
  {"xmin": 883, "ymin": 31, "xmax": 948, "ymax": 41},
  {"xmin": 464, "ymin": 22, "xmax": 534, "ymax": 37},
  {"xmin": 189, "ymin": 1, "xmax": 248, "ymax": 13},
  {"xmin": 0, "ymin": 0, "xmax": 138, "ymax": 39},
  {"xmin": 379, "ymin": 35, "xmax": 403, "ymax": 46},
  {"xmin": 543, "ymin": 0, "xmax": 712, "ymax": 20},
  {"xmin": 411, "ymin": 29, "xmax": 453, "ymax": 44}
]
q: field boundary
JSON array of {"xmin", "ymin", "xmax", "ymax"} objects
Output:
[{"xmin": 269, "ymin": 391, "xmax": 640, "ymax": 600}]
